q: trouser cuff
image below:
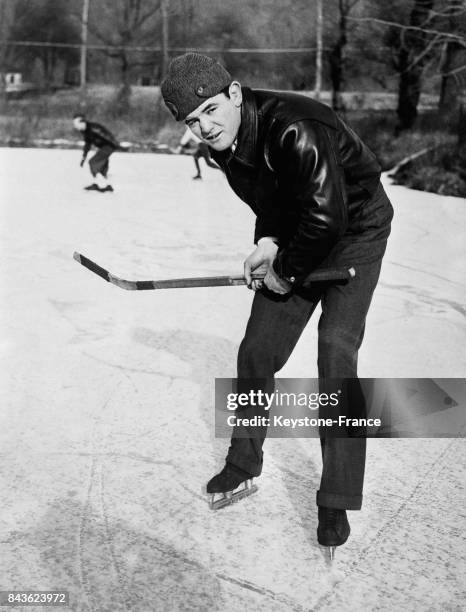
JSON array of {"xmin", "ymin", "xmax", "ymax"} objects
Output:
[
  {"xmin": 225, "ymin": 453, "xmax": 262, "ymax": 478},
  {"xmin": 316, "ymin": 490, "xmax": 362, "ymax": 510}
]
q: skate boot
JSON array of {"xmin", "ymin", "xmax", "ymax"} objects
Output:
[
  {"xmin": 192, "ymin": 174, "xmax": 202, "ymax": 180},
  {"xmin": 84, "ymin": 183, "xmax": 100, "ymax": 191},
  {"xmin": 317, "ymin": 506, "xmax": 350, "ymax": 561},
  {"xmin": 206, "ymin": 463, "xmax": 257, "ymax": 510},
  {"xmin": 100, "ymin": 185, "xmax": 114, "ymax": 192}
]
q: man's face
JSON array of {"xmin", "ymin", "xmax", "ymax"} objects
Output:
[
  {"xmin": 184, "ymin": 82, "xmax": 242, "ymax": 151},
  {"xmin": 73, "ymin": 117, "xmax": 86, "ymax": 131}
]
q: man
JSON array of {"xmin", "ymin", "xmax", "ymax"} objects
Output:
[
  {"xmin": 73, "ymin": 114, "xmax": 120, "ymax": 192},
  {"xmin": 177, "ymin": 126, "xmax": 220, "ymax": 179},
  {"xmin": 161, "ymin": 54, "xmax": 393, "ymax": 554}
]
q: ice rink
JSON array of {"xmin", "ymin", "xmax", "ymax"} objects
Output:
[{"xmin": 0, "ymin": 148, "xmax": 465, "ymax": 612}]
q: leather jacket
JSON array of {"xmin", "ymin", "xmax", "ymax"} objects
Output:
[
  {"xmin": 211, "ymin": 87, "xmax": 393, "ymax": 285},
  {"xmin": 83, "ymin": 121, "xmax": 119, "ymax": 155}
]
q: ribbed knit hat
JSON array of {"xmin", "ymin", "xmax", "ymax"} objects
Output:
[{"xmin": 161, "ymin": 53, "xmax": 232, "ymax": 121}]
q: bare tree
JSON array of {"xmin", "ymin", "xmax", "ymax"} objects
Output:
[
  {"xmin": 438, "ymin": 1, "xmax": 466, "ymax": 118},
  {"xmin": 0, "ymin": 0, "xmax": 10, "ymax": 106},
  {"xmin": 9, "ymin": 0, "xmax": 80, "ymax": 89},
  {"xmin": 87, "ymin": 0, "xmax": 163, "ymax": 111},
  {"xmin": 350, "ymin": 0, "xmax": 465, "ymax": 131},
  {"xmin": 161, "ymin": 0, "xmax": 169, "ymax": 78},
  {"xmin": 314, "ymin": 0, "xmax": 323, "ymax": 100},
  {"xmin": 343, "ymin": 0, "xmax": 465, "ymax": 193},
  {"xmin": 80, "ymin": 0, "xmax": 90, "ymax": 91},
  {"xmin": 328, "ymin": 0, "xmax": 360, "ymax": 112},
  {"xmin": 394, "ymin": 0, "xmax": 435, "ymax": 133}
]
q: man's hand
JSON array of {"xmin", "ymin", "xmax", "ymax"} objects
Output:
[
  {"xmin": 80, "ymin": 155, "xmax": 86, "ymax": 167},
  {"xmin": 244, "ymin": 238, "xmax": 290, "ymax": 294},
  {"xmin": 244, "ymin": 239, "xmax": 278, "ymax": 291},
  {"xmin": 263, "ymin": 266, "xmax": 292, "ymax": 295}
]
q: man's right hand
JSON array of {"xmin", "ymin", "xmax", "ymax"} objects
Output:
[
  {"xmin": 244, "ymin": 239, "xmax": 279, "ymax": 291},
  {"xmin": 80, "ymin": 156, "xmax": 86, "ymax": 167}
]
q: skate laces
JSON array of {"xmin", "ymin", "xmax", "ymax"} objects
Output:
[{"xmin": 322, "ymin": 507, "xmax": 340, "ymax": 527}]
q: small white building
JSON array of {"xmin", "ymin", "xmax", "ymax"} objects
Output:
[
  {"xmin": 1, "ymin": 71, "xmax": 36, "ymax": 95},
  {"xmin": 5, "ymin": 71, "xmax": 23, "ymax": 86}
]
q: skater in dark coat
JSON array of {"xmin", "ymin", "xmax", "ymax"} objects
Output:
[
  {"xmin": 73, "ymin": 114, "xmax": 120, "ymax": 192},
  {"xmin": 161, "ymin": 53, "xmax": 394, "ymax": 557}
]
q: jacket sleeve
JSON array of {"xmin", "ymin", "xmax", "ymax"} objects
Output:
[
  {"xmin": 254, "ymin": 210, "xmax": 281, "ymax": 244},
  {"xmin": 270, "ymin": 119, "xmax": 348, "ymax": 284},
  {"xmin": 93, "ymin": 123, "xmax": 120, "ymax": 148},
  {"xmin": 82, "ymin": 132, "xmax": 91, "ymax": 157}
]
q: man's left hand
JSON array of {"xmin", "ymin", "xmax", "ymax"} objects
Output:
[{"xmin": 263, "ymin": 266, "xmax": 292, "ymax": 295}]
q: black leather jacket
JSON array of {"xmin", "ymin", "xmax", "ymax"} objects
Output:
[
  {"xmin": 211, "ymin": 88, "xmax": 393, "ymax": 284},
  {"xmin": 82, "ymin": 121, "xmax": 119, "ymax": 156}
]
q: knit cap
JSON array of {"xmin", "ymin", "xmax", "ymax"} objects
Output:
[{"xmin": 161, "ymin": 53, "xmax": 232, "ymax": 121}]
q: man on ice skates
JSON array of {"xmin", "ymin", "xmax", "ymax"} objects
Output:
[
  {"xmin": 161, "ymin": 53, "xmax": 393, "ymax": 556},
  {"xmin": 73, "ymin": 114, "xmax": 120, "ymax": 192}
]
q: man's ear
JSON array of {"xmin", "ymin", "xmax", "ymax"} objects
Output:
[{"xmin": 229, "ymin": 81, "xmax": 242, "ymax": 107}]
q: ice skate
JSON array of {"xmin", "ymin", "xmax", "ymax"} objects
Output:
[
  {"xmin": 84, "ymin": 183, "xmax": 100, "ymax": 191},
  {"xmin": 317, "ymin": 506, "xmax": 350, "ymax": 561},
  {"xmin": 100, "ymin": 184, "xmax": 114, "ymax": 192},
  {"xmin": 192, "ymin": 174, "xmax": 202, "ymax": 180},
  {"xmin": 206, "ymin": 463, "xmax": 257, "ymax": 510}
]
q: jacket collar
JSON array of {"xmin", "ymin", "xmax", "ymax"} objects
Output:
[{"xmin": 233, "ymin": 87, "xmax": 258, "ymax": 168}]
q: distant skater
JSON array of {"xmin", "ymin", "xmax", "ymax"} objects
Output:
[
  {"xmin": 73, "ymin": 114, "xmax": 120, "ymax": 192},
  {"xmin": 178, "ymin": 126, "xmax": 220, "ymax": 180}
]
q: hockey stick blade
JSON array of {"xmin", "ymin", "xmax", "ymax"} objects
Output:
[
  {"xmin": 73, "ymin": 252, "xmax": 111, "ymax": 282},
  {"xmin": 73, "ymin": 251, "xmax": 355, "ymax": 291}
]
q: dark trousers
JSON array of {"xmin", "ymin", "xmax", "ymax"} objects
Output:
[
  {"xmin": 89, "ymin": 146, "xmax": 114, "ymax": 178},
  {"xmin": 226, "ymin": 257, "xmax": 384, "ymax": 510}
]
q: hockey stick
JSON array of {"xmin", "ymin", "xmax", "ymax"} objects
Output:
[{"xmin": 73, "ymin": 251, "xmax": 355, "ymax": 291}]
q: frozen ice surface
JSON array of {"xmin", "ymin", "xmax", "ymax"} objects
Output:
[{"xmin": 0, "ymin": 148, "xmax": 465, "ymax": 611}]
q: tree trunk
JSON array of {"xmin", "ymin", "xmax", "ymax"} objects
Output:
[
  {"xmin": 329, "ymin": 0, "xmax": 347, "ymax": 113},
  {"xmin": 161, "ymin": 0, "xmax": 169, "ymax": 79},
  {"xmin": 438, "ymin": 39, "xmax": 462, "ymax": 120},
  {"xmin": 80, "ymin": 0, "xmax": 90, "ymax": 91},
  {"xmin": 314, "ymin": 0, "xmax": 323, "ymax": 100},
  {"xmin": 396, "ymin": 0, "xmax": 434, "ymax": 134},
  {"xmin": 42, "ymin": 50, "xmax": 53, "ymax": 90},
  {"xmin": 0, "ymin": 0, "xmax": 8, "ymax": 110},
  {"xmin": 116, "ymin": 54, "xmax": 132, "ymax": 114},
  {"xmin": 396, "ymin": 51, "xmax": 424, "ymax": 132},
  {"xmin": 457, "ymin": 104, "xmax": 466, "ymax": 177}
]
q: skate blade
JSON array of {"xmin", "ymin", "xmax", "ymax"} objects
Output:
[
  {"xmin": 209, "ymin": 480, "xmax": 258, "ymax": 510},
  {"xmin": 318, "ymin": 545, "xmax": 337, "ymax": 563}
]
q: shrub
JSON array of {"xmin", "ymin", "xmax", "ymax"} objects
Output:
[{"xmin": 404, "ymin": 167, "xmax": 465, "ymax": 197}]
